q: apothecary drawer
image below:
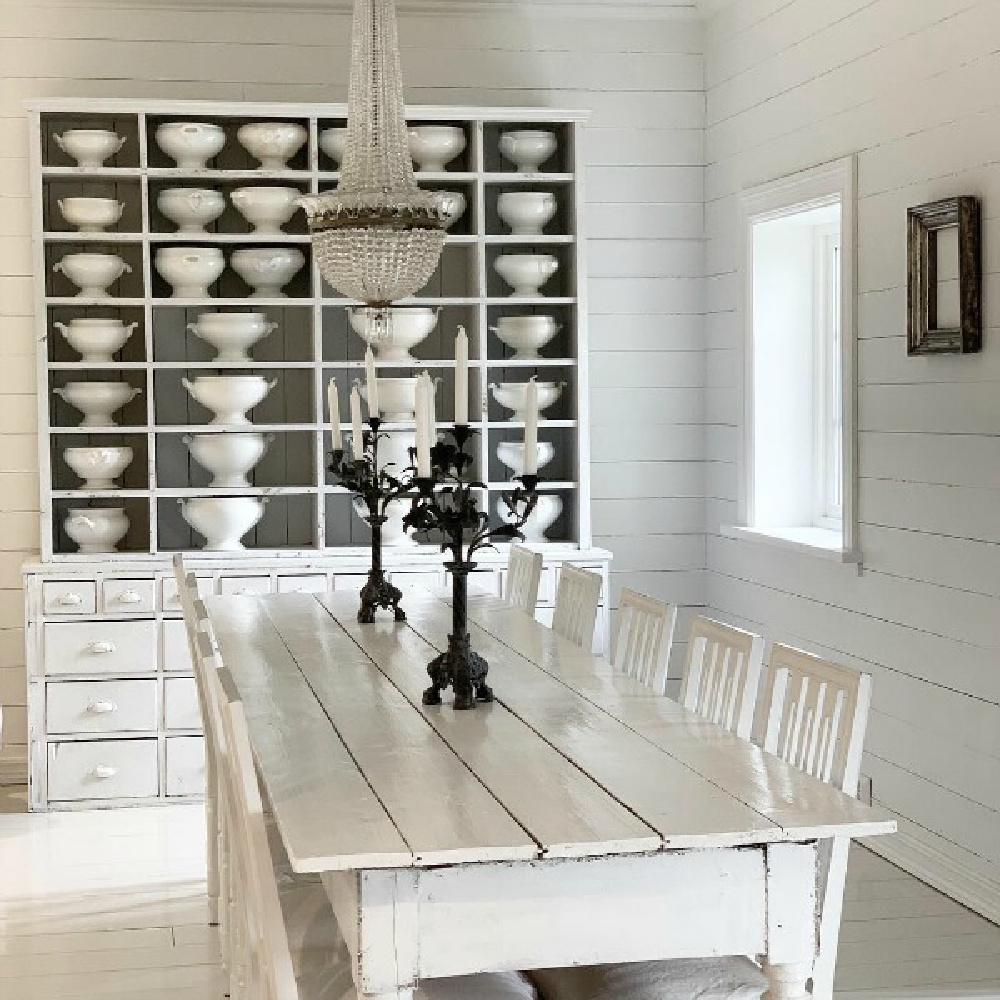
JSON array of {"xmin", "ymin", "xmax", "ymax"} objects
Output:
[
  {"xmin": 164, "ymin": 677, "xmax": 201, "ymax": 730},
  {"xmin": 42, "ymin": 581, "xmax": 97, "ymax": 615},
  {"xmin": 47, "ymin": 679, "xmax": 158, "ymax": 734},
  {"xmin": 161, "ymin": 575, "xmax": 213, "ymax": 614},
  {"xmin": 162, "ymin": 618, "xmax": 194, "ymax": 673},
  {"xmin": 43, "ymin": 620, "xmax": 158, "ymax": 676},
  {"xmin": 166, "ymin": 736, "xmax": 205, "ymax": 796},
  {"xmin": 276, "ymin": 574, "xmax": 328, "ymax": 594},
  {"xmin": 219, "ymin": 576, "xmax": 271, "ymax": 597},
  {"xmin": 102, "ymin": 579, "xmax": 156, "ymax": 614},
  {"xmin": 47, "ymin": 739, "xmax": 159, "ymax": 802}
]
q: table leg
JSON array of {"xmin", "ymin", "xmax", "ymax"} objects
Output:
[{"xmin": 763, "ymin": 961, "xmax": 812, "ymax": 1000}]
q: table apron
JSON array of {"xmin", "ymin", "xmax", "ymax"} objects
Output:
[{"xmin": 322, "ymin": 843, "xmax": 818, "ymax": 995}]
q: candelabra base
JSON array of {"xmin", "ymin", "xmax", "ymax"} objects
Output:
[
  {"xmin": 358, "ymin": 569, "xmax": 406, "ymax": 625},
  {"xmin": 422, "ymin": 632, "xmax": 493, "ymax": 711}
]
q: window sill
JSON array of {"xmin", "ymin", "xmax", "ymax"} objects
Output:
[{"xmin": 720, "ymin": 525, "xmax": 861, "ymax": 563}]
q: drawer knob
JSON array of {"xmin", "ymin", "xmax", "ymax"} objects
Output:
[
  {"xmin": 118, "ymin": 589, "xmax": 144, "ymax": 605},
  {"xmin": 88, "ymin": 640, "xmax": 117, "ymax": 655},
  {"xmin": 57, "ymin": 593, "xmax": 83, "ymax": 606},
  {"xmin": 92, "ymin": 765, "xmax": 118, "ymax": 779},
  {"xmin": 88, "ymin": 700, "xmax": 118, "ymax": 714}
]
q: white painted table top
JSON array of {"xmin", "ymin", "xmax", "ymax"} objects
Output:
[{"xmin": 206, "ymin": 590, "xmax": 894, "ymax": 874}]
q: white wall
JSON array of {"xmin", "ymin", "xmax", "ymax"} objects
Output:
[
  {"xmin": 0, "ymin": 2, "xmax": 706, "ymax": 778},
  {"xmin": 704, "ymin": 0, "xmax": 1000, "ymax": 911}
]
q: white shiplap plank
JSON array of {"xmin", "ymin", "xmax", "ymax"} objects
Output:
[{"xmin": 204, "ymin": 596, "xmax": 413, "ymax": 872}]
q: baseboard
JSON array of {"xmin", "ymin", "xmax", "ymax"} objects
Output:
[
  {"xmin": 836, "ymin": 988, "xmax": 1000, "ymax": 1000},
  {"xmin": 0, "ymin": 745, "xmax": 28, "ymax": 786},
  {"xmin": 867, "ymin": 828, "xmax": 1000, "ymax": 926}
]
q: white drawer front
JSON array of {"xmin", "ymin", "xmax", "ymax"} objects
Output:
[
  {"xmin": 276, "ymin": 574, "xmax": 328, "ymax": 594},
  {"xmin": 47, "ymin": 679, "xmax": 158, "ymax": 734},
  {"xmin": 164, "ymin": 677, "xmax": 201, "ymax": 730},
  {"xmin": 102, "ymin": 579, "xmax": 156, "ymax": 614},
  {"xmin": 219, "ymin": 576, "xmax": 271, "ymax": 596},
  {"xmin": 389, "ymin": 570, "xmax": 444, "ymax": 589},
  {"xmin": 536, "ymin": 566, "xmax": 557, "ymax": 605},
  {"xmin": 42, "ymin": 581, "xmax": 97, "ymax": 616},
  {"xmin": 332, "ymin": 574, "xmax": 367, "ymax": 592},
  {"xmin": 44, "ymin": 620, "xmax": 158, "ymax": 676},
  {"xmin": 162, "ymin": 618, "xmax": 193, "ymax": 673},
  {"xmin": 161, "ymin": 575, "xmax": 213, "ymax": 613},
  {"xmin": 47, "ymin": 739, "xmax": 159, "ymax": 801},
  {"xmin": 166, "ymin": 736, "xmax": 205, "ymax": 796}
]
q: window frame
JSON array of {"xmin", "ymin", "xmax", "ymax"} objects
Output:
[{"xmin": 733, "ymin": 157, "xmax": 859, "ymax": 561}]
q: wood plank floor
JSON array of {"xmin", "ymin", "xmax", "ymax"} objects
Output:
[{"xmin": 1, "ymin": 785, "xmax": 998, "ymax": 999}]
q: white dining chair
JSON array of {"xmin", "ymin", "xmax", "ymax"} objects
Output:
[
  {"xmin": 551, "ymin": 564, "xmax": 602, "ymax": 649},
  {"xmin": 678, "ymin": 616, "xmax": 764, "ymax": 739},
  {"xmin": 505, "ymin": 544, "xmax": 544, "ymax": 615},
  {"xmin": 173, "ymin": 554, "xmax": 222, "ymax": 927},
  {"xmin": 759, "ymin": 644, "xmax": 872, "ymax": 1000},
  {"xmin": 212, "ymin": 653, "xmax": 541, "ymax": 1000},
  {"xmin": 609, "ymin": 589, "xmax": 677, "ymax": 694}
]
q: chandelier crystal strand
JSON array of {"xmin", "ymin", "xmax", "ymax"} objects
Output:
[{"xmin": 298, "ymin": 0, "xmax": 458, "ymax": 307}]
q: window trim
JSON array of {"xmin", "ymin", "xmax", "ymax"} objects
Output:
[{"xmin": 734, "ymin": 157, "xmax": 859, "ymax": 560}]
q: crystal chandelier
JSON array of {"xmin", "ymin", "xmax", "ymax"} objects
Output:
[{"xmin": 298, "ymin": 0, "xmax": 457, "ymax": 308}]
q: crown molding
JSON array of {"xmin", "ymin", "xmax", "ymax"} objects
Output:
[{"xmin": 37, "ymin": 0, "xmax": 703, "ymax": 19}]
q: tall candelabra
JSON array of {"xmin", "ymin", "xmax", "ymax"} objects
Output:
[
  {"xmin": 405, "ymin": 425, "xmax": 539, "ymax": 710},
  {"xmin": 329, "ymin": 417, "xmax": 415, "ymax": 623}
]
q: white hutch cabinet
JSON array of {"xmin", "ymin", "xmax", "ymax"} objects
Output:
[{"xmin": 24, "ymin": 99, "xmax": 611, "ymax": 810}]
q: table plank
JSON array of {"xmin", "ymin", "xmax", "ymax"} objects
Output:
[
  {"xmin": 435, "ymin": 590, "xmax": 896, "ymax": 841},
  {"xmin": 204, "ymin": 596, "xmax": 412, "ymax": 873},
  {"xmin": 255, "ymin": 594, "xmax": 538, "ymax": 867},
  {"xmin": 401, "ymin": 594, "xmax": 792, "ymax": 849},
  {"xmin": 318, "ymin": 593, "xmax": 663, "ymax": 859}
]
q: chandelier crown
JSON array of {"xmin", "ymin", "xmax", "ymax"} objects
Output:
[{"xmin": 298, "ymin": 0, "xmax": 457, "ymax": 306}]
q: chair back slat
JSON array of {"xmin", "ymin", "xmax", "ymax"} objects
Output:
[
  {"xmin": 610, "ymin": 589, "xmax": 677, "ymax": 693},
  {"xmin": 551, "ymin": 564, "xmax": 602, "ymax": 650},
  {"xmin": 506, "ymin": 545, "xmax": 544, "ymax": 615},
  {"xmin": 760, "ymin": 643, "xmax": 873, "ymax": 1000},
  {"xmin": 679, "ymin": 617, "xmax": 764, "ymax": 739}
]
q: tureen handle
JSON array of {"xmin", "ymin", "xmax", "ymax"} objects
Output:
[
  {"xmin": 53, "ymin": 321, "xmax": 68, "ymax": 334},
  {"xmin": 113, "ymin": 136, "xmax": 127, "ymax": 153},
  {"xmin": 181, "ymin": 435, "xmax": 192, "ymax": 446},
  {"xmin": 53, "ymin": 133, "xmax": 67, "ymax": 152},
  {"xmin": 53, "ymin": 387, "xmax": 67, "ymax": 399},
  {"xmin": 181, "ymin": 378, "xmax": 194, "ymax": 392},
  {"xmin": 68, "ymin": 513, "xmax": 96, "ymax": 530},
  {"xmin": 265, "ymin": 378, "xmax": 278, "ymax": 392}
]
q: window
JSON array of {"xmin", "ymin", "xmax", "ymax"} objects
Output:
[{"xmin": 730, "ymin": 158, "xmax": 857, "ymax": 560}]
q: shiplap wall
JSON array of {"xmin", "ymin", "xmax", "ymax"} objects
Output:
[
  {"xmin": 703, "ymin": 0, "xmax": 999, "ymax": 907},
  {"xmin": 0, "ymin": 2, "xmax": 706, "ymax": 779}
]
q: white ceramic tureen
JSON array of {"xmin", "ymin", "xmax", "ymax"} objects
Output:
[
  {"xmin": 64, "ymin": 507, "xmax": 129, "ymax": 553},
  {"xmin": 236, "ymin": 122, "xmax": 307, "ymax": 170},
  {"xmin": 57, "ymin": 197, "xmax": 124, "ymax": 233},
  {"xmin": 182, "ymin": 375, "xmax": 276, "ymax": 425},
  {"xmin": 230, "ymin": 247, "xmax": 305, "ymax": 298},
  {"xmin": 348, "ymin": 307, "xmax": 440, "ymax": 361},
  {"xmin": 360, "ymin": 377, "xmax": 418, "ymax": 422},
  {"xmin": 53, "ymin": 253, "xmax": 130, "ymax": 298},
  {"xmin": 54, "ymin": 381, "xmax": 141, "ymax": 427},
  {"xmin": 157, "ymin": 188, "xmax": 227, "ymax": 234},
  {"xmin": 183, "ymin": 432, "xmax": 272, "ymax": 487},
  {"xmin": 495, "ymin": 440, "xmax": 555, "ymax": 476},
  {"xmin": 54, "ymin": 318, "xmax": 138, "ymax": 363},
  {"xmin": 499, "ymin": 130, "xmax": 557, "ymax": 174},
  {"xmin": 155, "ymin": 122, "xmax": 226, "ymax": 169},
  {"xmin": 187, "ymin": 311, "xmax": 277, "ymax": 362},
  {"xmin": 53, "ymin": 130, "xmax": 126, "ymax": 168},
  {"xmin": 494, "ymin": 254, "xmax": 559, "ymax": 298},
  {"xmin": 63, "ymin": 446, "xmax": 134, "ymax": 490},
  {"xmin": 498, "ymin": 493, "xmax": 562, "ymax": 543},
  {"xmin": 407, "ymin": 125, "xmax": 466, "ymax": 172},
  {"xmin": 230, "ymin": 186, "xmax": 300, "ymax": 234},
  {"xmin": 180, "ymin": 496, "xmax": 267, "ymax": 551},
  {"xmin": 155, "ymin": 246, "xmax": 225, "ymax": 298},
  {"xmin": 491, "ymin": 315, "xmax": 559, "ymax": 360},
  {"xmin": 497, "ymin": 191, "xmax": 557, "ymax": 236},
  {"xmin": 490, "ymin": 380, "xmax": 564, "ymax": 420}
]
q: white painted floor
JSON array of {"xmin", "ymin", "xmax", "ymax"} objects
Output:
[{"xmin": 1, "ymin": 785, "xmax": 998, "ymax": 1000}]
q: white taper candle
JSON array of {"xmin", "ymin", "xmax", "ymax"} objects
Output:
[
  {"xmin": 415, "ymin": 375, "xmax": 431, "ymax": 477},
  {"xmin": 327, "ymin": 379, "xmax": 342, "ymax": 452},
  {"xmin": 523, "ymin": 376, "xmax": 538, "ymax": 475},
  {"xmin": 350, "ymin": 385, "xmax": 365, "ymax": 460},
  {"xmin": 364, "ymin": 346, "xmax": 379, "ymax": 418},
  {"xmin": 455, "ymin": 325, "xmax": 469, "ymax": 425}
]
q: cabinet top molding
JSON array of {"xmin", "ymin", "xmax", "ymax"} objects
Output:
[{"xmin": 24, "ymin": 98, "xmax": 590, "ymax": 122}]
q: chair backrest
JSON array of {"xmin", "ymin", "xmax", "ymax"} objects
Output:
[
  {"xmin": 551, "ymin": 564, "xmax": 602, "ymax": 650},
  {"xmin": 609, "ymin": 589, "xmax": 677, "ymax": 694},
  {"xmin": 216, "ymin": 672, "xmax": 300, "ymax": 1000},
  {"xmin": 759, "ymin": 644, "xmax": 872, "ymax": 1000},
  {"xmin": 679, "ymin": 616, "xmax": 764, "ymax": 739},
  {"xmin": 506, "ymin": 544, "xmax": 544, "ymax": 615},
  {"xmin": 761, "ymin": 643, "xmax": 871, "ymax": 797}
]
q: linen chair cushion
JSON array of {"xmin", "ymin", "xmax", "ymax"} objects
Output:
[{"xmin": 530, "ymin": 958, "xmax": 767, "ymax": 1000}]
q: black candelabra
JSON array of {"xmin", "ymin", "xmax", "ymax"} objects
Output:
[
  {"xmin": 404, "ymin": 425, "xmax": 539, "ymax": 710},
  {"xmin": 329, "ymin": 417, "xmax": 416, "ymax": 624}
]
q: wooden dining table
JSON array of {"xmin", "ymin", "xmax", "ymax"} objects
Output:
[{"xmin": 205, "ymin": 587, "xmax": 895, "ymax": 1000}]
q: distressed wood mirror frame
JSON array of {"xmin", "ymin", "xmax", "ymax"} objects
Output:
[{"xmin": 907, "ymin": 196, "xmax": 982, "ymax": 355}]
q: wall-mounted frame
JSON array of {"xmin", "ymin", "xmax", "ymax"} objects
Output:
[{"xmin": 907, "ymin": 196, "xmax": 981, "ymax": 355}]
